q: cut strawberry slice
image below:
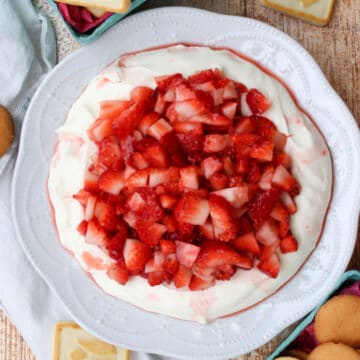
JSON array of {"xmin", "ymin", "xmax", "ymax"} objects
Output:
[
  {"xmin": 209, "ymin": 172, "xmax": 229, "ymax": 191},
  {"xmin": 147, "ymin": 118, "xmax": 173, "ymax": 141},
  {"xmin": 84, "ymin": 196, "xmax": 97, "ymax": 221},
  {"xmin": 129, "ymin": 152, "xmax": 149, "ymax": 170},
  {"xmin": 130, "ymin": 86, "xmax": 154, "ymax": 108},
  {"xmin": 191, "ymin": 113, "xmax": 232, "ymax": 128},
  {"xmin": 159, "ymin": 194, "xmax": 178, "ymax": 210},
  {"xmin": 107, "ymin": 263, "xmax": 129, "ymax": 285},
  {"xmin": 221, "ymin": 80, "xmax": 237, "ymax": 100},
  {"xmin": 212, "ymin": 186, "xmax": 248, "ymax": 209},
  {"xmin": 162, "ymin": 215, "xmax": 177, "ymax": 233},
  {"xmin": 94, "ymin": 200, "xmax": 117, "ymax": 231},
  {"xmin": 173, "ymin": 99, "xmax": 208, "ymax": 120},
  {"xmin": 256, "ymin": 220, "xmax": 280, "ymax": 246},
  {"xmin": 138, "ymin": 112, "xmax": 160, "ymax": 135},
  {"xmin": 174, "ymin": 193, "xmax": 210, "ymax": 226},
  {"xmin": 174, "ymin": 84, "xmax": 197, "ymax": 101},
  {"xmin": 176, "ymin": 132, "xmax": 203, "ymax": 156},
  {"xmin": 272, "ymin": 165, "xmax": 300, "ymax": 193},
  {"xmin": 275, "ymin": 152, "xmax": 292, "ymax": 169},
  {"xmin": 188, "ymin": 275, "xmax": 214, "ymax": 291},
  {"xmin": 148, "ymin": 167, "xmax": 179, "ymax": 188},
  {"xmin": 188, "ymin": 69, "xmax": 217, "ymax": 84},
  {"xmin": 87, "ymin": 118, "xmax": 114, "ymax": 142},
  {"xmin": 246, "ymin": 89, "xmax": 271, "ymax": 115},
  {"xmin": 127, "ymin": 192, "xmax": 145, "ymax": 212},
  {"xmin": 203, "ymin": 134, "xmax": 230, "ymax": 153},
  {"xmin": 198, "ymin": 220, "xmax": 215, "ymax": 240},
  {"xmin": 136, "ymin": 221, "xmax": 166, "ymax": 246},
  {"xmin": 258, "ymin": 165, "xmax": 274, "ymax": 191},
  {"xmin": 175, "ymin": 241, "xmax": 201, "ymax": 269},
  {"xmin": 73, "ymin": 189, "xmax": 93, "ymax": 208},
  {"xmin": 106, "ymin": 228, "xmax": 128, "ymax": 260},
  {"xmin": 258, "ymin": 253, "xmax": 280, "ymax": 278},
  {"xmin": 280, "ymin": 192, "xmax": 297, "ymax": 215},
  {"xmin": 125, "ymin": 169, "xmax": 149, "ymax": 189},
  {"xmin": 174, "ymin": 265, "xmax": 192, "ymax": 288},
  {"xmin": 280, "ymin": 234, "xmax": 298, "ymax": 253},
  {"xmin": 201, "ymin": 156, "xmax": 223, "ymax": 179},
  {"xmin": 235, "ymin": 116, "xmax": 256, "ymax": 134},
  {"xmin": 159, "ymin": 239, "xmax": 176, "ymax": 255},
  {"xmin": 84, "ymin": 170, "xmax": 99, "ymax": 191},
  {"xmin": 123, "ymin": 238, "xmax": 152, "ymax": 272},
  {"xmin": 154, "ymin": 93, "xmax": 166, "ymax": 114},
  {"xmin": 209, "ymin": 194, "xmax": 238, "ymax": 241},
  {"xmin": 98, "ymin": 136, "xmax": 123, "ymax": 169},
  {"xmin": 180, "ymin": 166, "xmax": 199, "ymax": 190},
  {"xmin": 112, "ymin": 103, "xmax": 146, "ymax": 137},
  {"xmin": 221, "ymin": 101, "xmax": 237, "ymax": 120},
  {"xmin": 270, "ymin": 202, "xmax": 289, "ymax": 224},
  {"xmin": 231, "ymin": 232, "xmax": 260, "ymax": 255},
  {"xmin": 155, "ymin": 73, "xmax": 183, "ymax": 91},
  {"xmin": 249, "ymin": 140, "xmax": 274, "ymax": 162},
  {"xmin": 77, "ymin": 220, "xmax": 88, "ymax": 236},
  {"xmin": 222, "ymin": 156, "xmax": 235, "ymax": 176},
  {"xmin": 163, "ymin": 253, "xmax": 179, "ymax": 274},
  {"xmin": 144, "ymin": 144, "xmax": 168, "ymax": 168},
  {"xmin": 172, "ymin": 121, "xmax": 204, "ymax": 135},
  {"xmin": 147, "ymin": 271, "xmax": 166, "ymax": 286},
  {"xmin": 99, "ymin": 100, "xmax": 131, "ymax": 119},
  {"xmin": 85, "ymin": 219, "xmax": 108, "ymax": 247}
]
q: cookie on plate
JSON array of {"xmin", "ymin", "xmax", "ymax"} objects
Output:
[
  {"xmin": 260, "ymin": 0, "xmax": 336, "ymax": 26},
  {"xmin": 314, "ymin": 295, "xmax": 360, "ymax": 347},
  {"xmin": 0, "ymin": 105, "xmax": 14, "ymax": 157},
  {"xmin": 308, "ymin": 342, "xmax": 360, "ymax": 360},
  {"xmin": 54, "ymin": 322, "xmax": 130, "ymax": 360}
]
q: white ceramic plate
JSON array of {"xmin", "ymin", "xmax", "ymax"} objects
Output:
[{"xmin": 12, "ymin": 7, "xmax": 360, "ymax": 359}]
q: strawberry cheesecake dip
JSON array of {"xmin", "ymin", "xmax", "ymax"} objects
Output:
[{"xmin": 48, "ymin": 44, "xmax": 333, "ymax": 322}]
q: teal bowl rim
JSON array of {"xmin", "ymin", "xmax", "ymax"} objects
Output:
[
  {"xmin": 47, "ymin": 0, "xmax": 148, "ymax": 44},
  {"xmin": 267, "ymin": 270, "xmax": 360, "ymax": 360}
]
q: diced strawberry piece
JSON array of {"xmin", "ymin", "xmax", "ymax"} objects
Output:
[
  {"xmin": 77, "ymin": 220, "xmax": 88, "ymax": 236},
  {"xmin": 144, "ymin": 144, "xmax": 168, "ymax": 168},
  {"xmin": 235, "ymin": 117, "xmax": 256, "ymax": 134},
  {"xmin": 174, "ymin": 194, "xmax": 210, "ymax": 226},
  {"xmin": 106, "ymin": 227, "xmax": 128, "ymax": 260},
  {"xmin": 125, "ymin": 169, "xmax": 149, "ymax": 189},
  {"xmin": 235, "ymin": 81, "xmax": 248, "ymax": 94},
  {"xmin": 130, "ymin": 86, "xmax": 154, "ymax": 108},
  {"xmin": 134, "ymin": 188, "xmax": 164, "ymax": 222},
  {"xmin": 249, "ymin": 140, "xmax": 274, "ymax": 161},
  {"xmin": 280, "ymin": 234, "xmax": 298, "ymax": 253},
  {"xmin": 259, "ymin": 243, "xmax": 278, "ymax": 261},
  {"xmin": 123, "ymin": 238, "xmax": 152, "ymax": 272},
  {"xmin": 73, "ymin": 189, "xmax": 92, "ymax": 208},
  {"xmin": 180, "ymin": 166, "xmax": 199, "ymax": 190},
  {"xmin": 209, "ymin": 172, "xmax": 229, "ymax": 190},
  {"xmin": 259, "ymin": 165, "xmax": 274, "ymax": 191},
  {"xmin": 275, "ymin": 152, "xmax": 292, "ymax": 169},
  {"xmin": 175, "ymin": 241, "xmax": 201, "ymax": 268},
  {"xmin": 94, "ymin": 200, "xmax": 117, "ymax": 231},
  {"xmin": 127, "ymin": 192, "xmax": 145, "ymax": 212},
  {"xmin": 246, "ymin": 160, "xmax": 261, "ymax": 184},
  {"xmin": 148, "ymin": 167, "xmax": 179, "ymax": 187},
  {"xmin": 155, "ymin": 182, "xmax": 181, "ymax": 196},
  {"xmin": 136, "ymin": 221, "xmax": 166, "ymax": 247},
  {"xmin": 172, "ymin": 121, "xmax": 204, "ymax": 134},
  {"xmin": 123, "ymin": 211, "xmax": 138, "ymax": 228},
  {"xmin": 198, "ymin": 220, "xmax": 215, "ymax": 240},
  {"xmin": 221, "ymin": 101, "xmax": 237, "ymax": 120},
  {"xmin": 144, "ymin": 256, "xmax": 162, "ymax": 273},
  {"xmin": 279, "ymin": 219, "xmax": 290, "ymax": 238},
  {"xmin": 155, "ymin": 73, "xmax": 183, "ymax": 91},
  {"xmin": 173, "ymin": 99, "xmax": 208, "ymax": 120},
  {"xmin": 212, "ymin": 186, "xmax": 248, "ymax": 209},
  {"xmin": 164, "ymin": 87, "xmax": 176, "ymax": 102},
  {"xmin": 209, "ymin": 194, "xmax": 238, "ymax": 241},
  {"xmin": 192, "ymin": 113, "xmax": 232, "ymax": 127},
  {"xmin": 232, "ymin": 232, "xmax": 260, "ymax": 255},
  {"xmin": 272, "ymin": 165, "xmax": 300, "ymax": 193},
  {"xmin": 273, "ymin": 131, "xmax": 288, "ymax": 150},
  {"xmin": 193, "ymin": 241, "xmax": 253, "ymax": 282},
  {"xmin": 174, "ymin": 84, "xmax": 197, "ymax": 101},
  {"xmin": 189, "ymin": 275, "xmax": 215, "ymax": 291},
  {"xmin": 162, "ymin": 215, "xmax": 177, "ymax": 233},
  {"xmin": 174, "ymin": 222, "xmax": 195, "ymax": 243},
  {"xmin": 163, "ymin": 253, "xmax": 179, "ymax": 274},
  {"xmin": 159, "ymin": 194, "xmax": 178, "ymax": 210},
  {"xmin": 188, "ymin": 69, "xmax": 217, "ymax": 84},
  {"xmin": 176, "ymin": 132, "xmax": 203, "ymax": 156},
  {"xmin": 246, "ymin": 89, "xmax": 271, "ymax": 114},
  {"xmin": 98, "ymin": 136, "xmax": 123, "ymax": 170},
  {"xmin": 195, "ymin": 89, "xmax": 215, "ymax": 109},
  {"xmin": 203, "ymin": 134, "xmax": 230, "ymax": 153},
  {"xmin": 211, "ymin": 87, "xmax": 224, "ymax": 106},
  {"xmin": 248, "ymin": 188, "xmax": 281, "ymax": 229},
  {"xmin": 147, "ymin": 271, "xmax": 166, "ymax": 286},
  {"xmin": 201, "ymin": 156, "xmax": 223, "ymax": 179},
  {"xmin": 107, "ymin": 263, "xmax": 129, "ymax": 285},
  {"xmin": 84, "ymin": 170, "xmax": 99, "ymax": 191},
  {"xmin": 154, "ymin": 93, "xmax": 166, "ymax": 114},
  {"xmin": 159, "ymin": 239, "xmax": 176, "ymax": 255},
  {"xmin": 256, "ymin": 220, "xmax": 280, "ymax": 246},
  {"xmin": 174, "ymin": 265, "xmax": 192, "ymax": 288},
  {"xmin": 159, "ymin": 132, "xmax": 187, "ymax": 166},
  {"xmin": 84, "ymin": 196, "xmax": 97, "ymax": 220},
  {"xmin": 123, "ymin": 164, "xmax": 136, "ymax": 179},
  {"xmin": 87, "ymin": 118, "xmax": 114, "ymax": 142},
  {"xmin": 258, "ymin": 253, "xmax": 280, "ymax": 278},
  {"xmin": 130, "ymin": 152, "xmax": 149, "ymax": 170},
  {"xmin": 147, "ymin": 118, "xmax": 173, "ymax": 141},
  {"xmin": 270, "ymin": 202, "xmax": 289, "ymax": 224},
  {"xmin": 193, "ymin": 81, "xmax": 216, "ymax": 93},
  {"xmin": 220, "ymin": 80, "xmax": 237, "ymax": 100},
  {"xmin": 138, "ymin": 112, "xmax": 160, "ymax": 135},
  {"xmin": 235, "ymin": 158, "xmax": 248, "ymax": 174},
  {"xmin": 280, "ymin": 192, "xmax": 297, "ymax": 215},
  {"xmin": 85, "ymin": 220, "xmax": 108, "ymax": 247},
  {"xmin": 99, "ymin": 100, "xmax": 131, "ymax": 119},
  {"xmin": 112, "ymin": 103, "xmax": 146, "ymax": 137},
  {"xmin": 222, "ymin": 156, "xmax": 235, "ymax": 176}
]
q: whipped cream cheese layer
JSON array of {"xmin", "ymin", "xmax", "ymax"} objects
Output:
[{"xmin": 48, "ymin": 45, "xmax": 332, "ymax": 323}]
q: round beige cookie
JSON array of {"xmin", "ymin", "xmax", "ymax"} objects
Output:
[
  {"xmin": 0, "ymin": 105, "xmax": 14, "ymax": 157},
  {"xmin": 308, "ymin": 342, "xmax": 360, "ymax": 360},
  {"xmin": 314, "ymin": 295, "xmax": 360, "ymax": 347}
]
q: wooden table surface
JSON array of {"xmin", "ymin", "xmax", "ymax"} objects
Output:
[{"xmin": 1, "ymin": 0, "xmax": 359, "ymax": 359}]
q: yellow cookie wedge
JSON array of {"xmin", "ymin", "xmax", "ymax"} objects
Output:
[
  {"xmin": 260, "ymin": 0, "xmax": 336, "ymax": 26},
  {"xmin": 54, "ymin": 0, "xmax": 131, "ymax": 14},
  {"xmin": 54, "ymin": 322, "xmax": 130, "ymax": 360}
]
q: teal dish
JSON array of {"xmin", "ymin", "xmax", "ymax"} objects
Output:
[
  {"xmin": 267, "ymin": 270, "xmax": 360, "ymax": 360},
  {"xmin": 47, "ymin": 0, "xmax": 148, "ymax": 44}
]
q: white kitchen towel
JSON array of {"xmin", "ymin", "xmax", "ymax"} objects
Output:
[{"xmin": 0, "ymin": 2, "xmax": 179, "ymax": 359}]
